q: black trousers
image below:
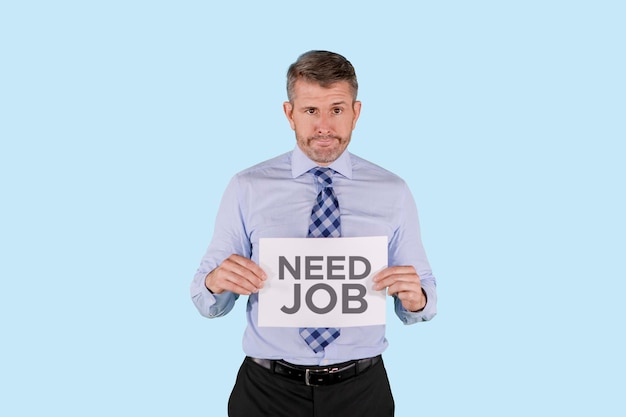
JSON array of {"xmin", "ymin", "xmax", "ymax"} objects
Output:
[{"xmin": 228, "ymin": 357, "xmax": 395, "ymax": 417}]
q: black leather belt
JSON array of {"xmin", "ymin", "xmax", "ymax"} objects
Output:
[{"xmin": 247, "ymin": 355, "xmax": 381, "ymax": 386}]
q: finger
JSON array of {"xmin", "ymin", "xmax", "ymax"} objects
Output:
[
  {"xmin": 373, "ymin": 272, "xmax": 420, "ymax": 291},
  {"xmin": 386, "ymin": 280, "xmax": 421, "ymax": 297},
  {"xmin": 206, "ymin": 269, "xmax": 254, "ymax": 295},
  {"xmin": 227, "ymin": 254, "xmax": 267, "ymax": 280},
  {"xmin": 221, "ymin": 273, "xmax": 262, "ymax": 295},
  {"xmin": 210, "ymin": 266, "xmax": 264, "ymax": 295},
  {"xmin": 223, "ymin": 269, "xmax": 264, "ymax": 294},
  {"xmin": 221, "ymin": 258, "xmax": 266, "ymax": 288},
  {"xmin": 373, "ymin": 265, "xmax": 416, "ymax": 282},
  {"xmin": 207, "ymin": 256, "xmax": 267, "ymax": 294}
]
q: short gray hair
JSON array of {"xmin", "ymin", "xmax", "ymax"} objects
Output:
[{"xmin": 286, "ymin": 50, "xmax": 358, "ymax": 102}]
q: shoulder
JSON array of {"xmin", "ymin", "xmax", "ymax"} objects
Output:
[
  {"xmin": 349, "ymin": 152, "xmax": 407, "ymax": 187},
  {"xmin": 233, "ymin": 151, "xmax": 292, "ymax": 182}
]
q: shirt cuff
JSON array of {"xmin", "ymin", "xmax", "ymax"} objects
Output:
[{"xmin": 394, "ymin": 286, "xmax": 437, "ymax": 324}]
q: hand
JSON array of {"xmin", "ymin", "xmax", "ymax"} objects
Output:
[
  {"xmin": 373, "ymin": 266, "xmax": 426, "ymax": 312},
  {"xmin": 205, "ymin": 254, "xmax": 267, "ymax": 295}
]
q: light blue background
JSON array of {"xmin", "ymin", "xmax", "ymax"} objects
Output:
[{"xmin": 1, "ymin": 1, "xmax": 624, "ymax": 416}]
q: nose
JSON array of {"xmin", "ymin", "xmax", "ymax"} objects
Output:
[{"xmin": 316, "ymin": 113, "xmax": 332, "ymax": 135}]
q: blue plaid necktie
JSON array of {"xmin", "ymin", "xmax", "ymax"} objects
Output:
[{"xmin": 300, "ymin": 167, "xmax": 341, "ymax": 353}]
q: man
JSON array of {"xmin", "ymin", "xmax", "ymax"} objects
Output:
[{"xmin": 191, "ymin": 50, "xmax": 437, "ymax": 417}]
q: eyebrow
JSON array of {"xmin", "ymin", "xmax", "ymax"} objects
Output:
[{"xmin": 300, "ymin": 101, "xmax": 348, "ymax": 109}]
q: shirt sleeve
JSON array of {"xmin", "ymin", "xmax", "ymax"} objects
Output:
[
  {"xmin": 389, "ymin": 182, "xmax": 437, "ymax": 324},
  {"xmin": 190, "ymin": 175, "xmax": 249, "ymax": 318}
]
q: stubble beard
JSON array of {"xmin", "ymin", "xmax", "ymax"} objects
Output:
[{"xmin": 299, "ymin": 134, "xmax": 350, "ymax": 165}]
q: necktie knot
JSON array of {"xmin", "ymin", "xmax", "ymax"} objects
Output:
[{"xmin": 310, "ymin": 167, "xmax": 334, "ymax": 188}]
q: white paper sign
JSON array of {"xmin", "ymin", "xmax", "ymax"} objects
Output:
[{"xmin": 258, "ymin": 236, "xmax": 388, "ymax": 327}]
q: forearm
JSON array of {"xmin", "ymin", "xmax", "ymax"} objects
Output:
[{"xmin": 190, "ymin": 175, "xmax": 248, "ymax": 317}]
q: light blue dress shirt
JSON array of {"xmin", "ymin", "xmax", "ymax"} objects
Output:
[{"xmin": 191, "ymin": 146, "xmax": 437, "ymax": 366}]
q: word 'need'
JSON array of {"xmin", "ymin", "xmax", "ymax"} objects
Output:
[{"xmin": 278, "ymin": 256, "xmax": 371, "ymax": 280}]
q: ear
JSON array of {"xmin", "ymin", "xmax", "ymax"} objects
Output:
[
  {"xmin": 351, "ymin": 100, "xmax": 362, "ymax": 130},
  {"xmin": 283, "ymin": 101, "xmax": 296, "ymax": 130}
]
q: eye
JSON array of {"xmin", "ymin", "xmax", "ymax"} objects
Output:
[
  {"xmin": 332, "ymin": 108, "xmax": 343, "ymax": 114},
  {"xmin": 305, "ymin": 108, "xmax": 317, "ymax": 115}
]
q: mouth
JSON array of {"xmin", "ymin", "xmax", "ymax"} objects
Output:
[{"xmin": 310, "ymin": 135, "xmax": 340, "ymax": 146}]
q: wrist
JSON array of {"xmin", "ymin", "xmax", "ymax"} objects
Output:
[
  {"xmin": 205, "ymin": 270, "xmax": 216, "ymax": 294},
  {"xmin": 411, "ymin": 288, "xmax": 427, "ymax": 312}
]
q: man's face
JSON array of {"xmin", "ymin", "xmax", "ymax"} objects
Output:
[{"xmin": 283, "ymin": 80, "xmax": 361, "ymax": 166}]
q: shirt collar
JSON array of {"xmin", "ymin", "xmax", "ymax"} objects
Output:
[{"xmin": 291, "ymin": 145, "xmax": 353, "ymax": 179}]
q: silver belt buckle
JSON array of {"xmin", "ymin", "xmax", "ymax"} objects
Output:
[
  {"xmin": 305, "ymin": 368, "xmax": 321, "ymax": 386},
  {"xmin": 305, "ymin": 367, "xmax": 339, "ymax": 386}
]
